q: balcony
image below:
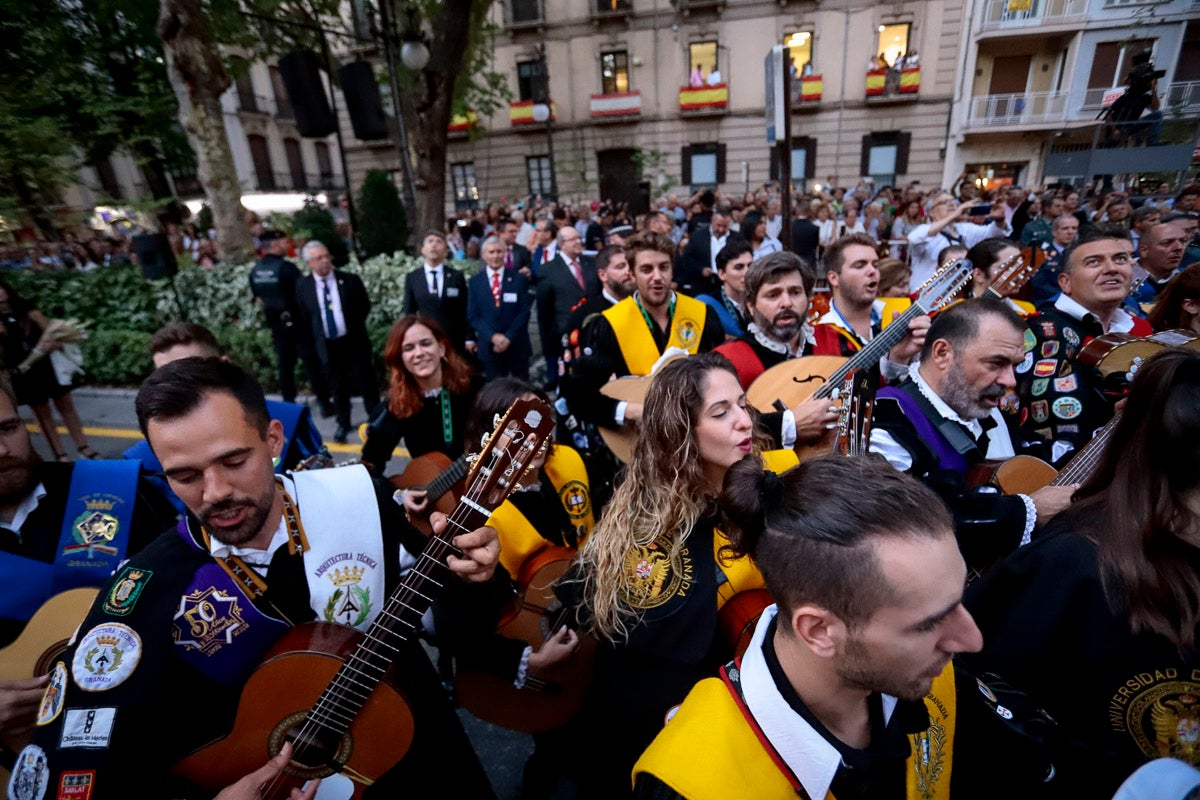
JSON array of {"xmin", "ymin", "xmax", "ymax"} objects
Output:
[
  {"xmin": 590, "ymin": 91, "xmax": 641, "ymax": 120},
  {"xmin": 865, "ymin": 67, "xmax": 920, "ymax": 103},
  {"xmin": 509, "ymin": 100, "xmax": 556, "ymax": 126},
  {"xmin": 256, "ymin": 172, "xmax": 344, "ymax": 193},
  {"xmin": 978, "ymin": 0, "xmax": 1087, "ymax": 34},
  {"xmin": 592, "ymin": 0, "xmax": 632, "ymax": 21},
  {"xmin": 448, "ymin": 111, "xmax": 478, "ymax": 137},
  {"xmin": 677, "ymin": 0, "xmax": 724, "ymax": 14},
  {"xmin": 967, "ymin": 90, "xmax": 1069, "ymax": 129},
  {"xmin": 1165, "ymin": 81, "xmax": 1200, "ymax": 113},
  {"xmin": 237, "ymin": 93, "xmax": 274, "ymax": 115},
  {"xmin": 506, "ymin": 0, "xmax": 543, "ymax": 28},
  {"xmin": 1043, "ymin": 115, "xmax": 1200, "ymax": 180},
  {"xmin": 679, "ymin": 83, "xmax": 728, "ymax": 114},
  {"xmin": 789, "ymin": 74, "xmax": 822, "ymax": 108}
]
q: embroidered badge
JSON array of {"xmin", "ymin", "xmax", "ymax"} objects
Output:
[
  {"xmin": 1039, "ymin": 321, "xmax": 1056, "ymax": 338},
  {"xmin": 36, "ymin": 662, "xmax": 67, "ymax": 726},
  {"xmin": 1040, "ymin": 341, "xmax": 1059, "ymax": 358},
  {"xmin": 1033, "ymin": 359, "xmax": 1056, "ymax": 377},
  {"xmin": 675, "ymin": 318, "xmax": 700, "ymax": 349},
  {"xmin": 62, "ymin": 495, "xmax": 124, "ymax": 565},
  {"xmin": 1030, "ymin": 378, "xmax": 1049, "ymax": 397},
  {"xmin": 1064, "ymin": 328, "xmax": 1080, "ymax": 347},
  {"xmin": 559, "ymin": 480, "xmax": 591, "ymax": 522},
  {"xmin": 1053, "ymin": 375, "xmax": 1078, "ymax": 393},
  {"xmin": 1015, "ymin": 352, "xmax": 1033, "ymax": 375},
  {"xmin": 173, "ymin": 587, "xmax": 248, "ymax": 655},
  {"xmin": 1118, "ymin": 677, "xmax": 1200, "ymax": 761},
  {"xmin": 71, "ymin": 624, "xmax": 140, "ymax": 692},
  {"xmin": 59, "ymin": 708, "xmax": 116, "ymax": 749},
  {"xmin": 622, "ymin": 542, "xmax": 692, "ymax": 610},
  {"xmin": 977, "ymin": 678, "xmax": 997, "ymax": 703},
  {"xmin": 1058, "ymin": 361, "xmax": 1074, "ymax": 378},
  {"xmin": 322, "ymin": 565, "xmax": 374, "ymax": 628},
  {"xmin": 999, "ymin": 389, "xmax": 1020, "ymax": 413},
  {"xmin": 1031, "ymin": 400, "xmax": 1050, "ymax": 424},
  {"xmin": 8, "ymin": 744, "xmax": 49, "ymax": 800},
  {"xmin": 1022, "ymin": 329, "xmax": 1036, "ymax": 353},
  {"xmin": 56, "ymin": 771, "xmax": 95, "ymax": 800},
  {"xmin": 1034, "ymin": 427, "xmax": 1053, "ymax": 440},
  {"xmin": 1056, "ymin": 424, "xmax": 1080, "ymax": 435},
  {"xmin": 1052, "ymin": 397, "xmax": 1083, "ymax": 420},
  {"xmin": 103, "ymin": 566, "xmax": 152, "ymax": 617}
]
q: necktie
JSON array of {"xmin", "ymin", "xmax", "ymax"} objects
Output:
[
  {"xmin": 505, "ymin": 248, "xmax": 513, "ymax": 270},
  {"xmin": 429, "ymin": 269, "xmax": 439, "ymax": 297},
  {"xmin": 491, "ymin": 271, "xmax": 502, "ymax": 307},
  {"xmin": 570, "ymin": 259, "xmax": 585, "ymax": 290},
  {"xmin": 322, "ymin": 278, "xmax": 338, "ymax": 339}
]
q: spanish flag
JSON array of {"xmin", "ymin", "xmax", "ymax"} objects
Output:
[
  {"xmin": 679, "ymin": 84, "xmax": 729, "ymax": 111},
  {"xmin": 866, "ymin": 70, "xmax": 887, "ymax": 96},
  {"xmin": 509, "ymin": 100, "xmax": 557, "ymax": 125},
  {"xmin": 801, "ymin": 75, "xmax": 822, "ymax": 102},
  {"xmin": 899, "ymin": 68, "xmax": 921, "ymax": 94}
]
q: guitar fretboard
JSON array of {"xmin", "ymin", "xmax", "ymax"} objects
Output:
[
  {"xmin": 425, "ymin": 456, "xmax": 468, "ymax": 503},
  {"xmin": 813, "ymin": 303, "xmax": 924, "ymax": 400},
  {"xmin": 1052, "ymin": 416, "xmax": 1118, "ymax": 487}
]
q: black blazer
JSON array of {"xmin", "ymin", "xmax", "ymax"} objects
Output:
[
  {"xmin": 403, "ymin": 264, "xmax": 471, "ymax": 349},
  {"xmin": 536, "ymin": 253, "xmax": 598, "ymax": 339},
  {"xmin": 467, "ymin": 268, "xmax": 533, "ymax": 354},
  {"xmin": 790, "ymin": 218, "xmax": 821, "ymax": 267},
  {"xmin": 295, "ymin": 269, "xmax": 371, "ymax": 363},
  {"xmin": 679, "ymin": 230, "xmax": 743, "ymax": 296},
  {"xmin": 507, "ymin": 243, "xmax": 532, "ymax": 274}
]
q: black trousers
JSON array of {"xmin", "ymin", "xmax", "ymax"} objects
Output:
[
  {"xmin": 323, "ymin": 335, "xmax": 380, "ymax": 428},
  {"xmin": 268, "ymin": 318, "xmax": 329, "ymax": 405}
]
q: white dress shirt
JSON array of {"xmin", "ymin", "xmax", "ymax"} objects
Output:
[
  {"xmin": 423, "ymin": 263, "xmax": 445, "ymax": 298},
  {"xmin": 314, "ymin": 273, "xmax": 347, "ymax": 339}
]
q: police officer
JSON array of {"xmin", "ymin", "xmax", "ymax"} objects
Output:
[{"xmin": 249, "ymin": 230, "xmax": 331, "ymax": 414}]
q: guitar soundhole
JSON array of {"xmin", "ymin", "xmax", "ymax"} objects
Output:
[
  {"xmin": 268, "ymin": 711, "xmax": 353, "ymax": 780},
  {"xmin": 36, "ymin": 640, "xmax": 71, "ymax": 676}
]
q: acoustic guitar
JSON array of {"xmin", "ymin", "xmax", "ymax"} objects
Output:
[
  {"xmin": 172, "ymin": 397, "xmax": 555, "ymax": 799},
  {"xmin": 0, "ymin": 587, "xmax": 99, "ymax": 781},
  {"xmin": 388, "ymin": 452, "xmax": 468, "ymax": 536},
  {"xmin": 454, "ymin": 545, "xmax": 596, "ymax": 733},
  {"xmin": 596, "ymin": 353, "xmax": 687, "ymax": 463},
  {"xmin": 747, "ymin": 259, "xmax": 973, "ymax": 460}
]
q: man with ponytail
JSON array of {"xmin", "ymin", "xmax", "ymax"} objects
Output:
[{"xmin": 633, "ymin": 455, "xmax": 1062, "ymax": 799}]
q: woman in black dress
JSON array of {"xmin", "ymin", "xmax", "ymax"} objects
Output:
[
  {"xmin": 359, "ymin": 314, "xmax": 482, "ymax": 477},
  {"xmin": 0, "ymin": 279, "xmax": 98, "ymax": 460}
]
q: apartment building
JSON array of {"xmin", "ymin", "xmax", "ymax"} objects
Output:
[
  {"xmin": 341, "ymin": 0, "xmax": 973, "ymax": 214},
  {"xmin": 944, "ymin": 0, "xmax": 1200, "ymax": 190}
]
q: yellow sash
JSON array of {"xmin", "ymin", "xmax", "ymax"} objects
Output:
[
  {"xmin": 714, "ymin": 450, "xmax": 799, "ymax": 610},
  {"xmin": 603, "ymin": 293, "xmax": 709, "ymax": 376},
  {"xmin": 633, "ymin": 663, "xmax": 957, "ymax": 800},
  {"xmin": 488, "ymin": 445, "xmax": 592, "ymax": 579}
]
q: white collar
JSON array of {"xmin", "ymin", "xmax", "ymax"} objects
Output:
[
  {"xmin": 747, "ymin": 321, "xmax": 815, "ymax": 357},
  {"xmin": 4, "ymin": 481, "xmax": 47, "ymax": 540},
  {"xmin": 602, "ymin": 287, "xmax": 621, "ymax": 305},
  {"xmin": 424, "ymin": 263, "xmax": 443, "ymax": 273},
  {"xmin": 486, "ymin": 266, "xmax": 504, "ymax": 278},
  {"xmin": 1053, "ymin": 293, "xmax": 1136, "ymax": 333},
  {"xmin": 909, "ymin": 361, "xmax": 983, "ymax": 437},
  {"xmin": 206, "ymin": 479, "xmax": 290, "ymax": 568},
  {"xmin": 817, "ymin": 299, "xmax": 885, "ymax": 340},
  {"xmin": 739, "ymin": 605, "xmax": 900, "ymax": 800}
]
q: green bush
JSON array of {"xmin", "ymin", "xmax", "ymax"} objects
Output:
[
  {"xmin": 5, "ymin": 265, "xmax": 163, "ymax": 332},
  {"xmin": 80, "ymin": 329, "xmax": 154, "ymax": 385},
  {"xmin": 293, "ymin": 200, "xmax": 348, "ymax": 267},
  {"xmin": 358, "ymin": 170, "xmax": 408, "ymax": 259}
]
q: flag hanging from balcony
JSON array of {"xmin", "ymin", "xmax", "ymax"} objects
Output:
[
  {"xmin": 679, "ymin": 84, "xmax": 729, "ymax": 111},
  {"xmin": 510, "ymin": 100, "xmax": 557, "ymax": 125},
  {"xmin": 899, "ymin": 68, "xmax": 920, "ymax": 94},
  {"xmin": 801, "ymin": 75, "xmax": 823, "ymax": 102},
  {"xmin": 448, "ymin": 112, "xmax": 478, "ymax": 133},
  {"xmin": 866, "ymin": 70, "xmax": 887, "ymax": 96},
  {"xmin": 1006, "ymin": 0, "xmax": 1032, "ymax": 10}
]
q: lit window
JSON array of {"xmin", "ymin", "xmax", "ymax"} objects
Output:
[
  {"xmin": 784, "ymin": 32, "xmax": 813, "ymax": 75},
  {"xmin": 601, "ymin": 51, "xmax": 630, "ymax": 94},
  {"xmin": 875, "ymin": 23, "xmax": 910, "ymax": 69}
]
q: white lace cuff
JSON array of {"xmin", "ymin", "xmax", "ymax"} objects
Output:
[
  {"xmin": 1018, "ymin": 494, "xmax": 1037, "ymax": 547},
  {"xmin": 513, "ymin": 645, "xmax": 534, "ymax": 689}
]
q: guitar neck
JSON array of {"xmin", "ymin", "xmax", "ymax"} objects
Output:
[
  {"xmin": 425, "ymin": 455, "xmax": 468, "ymax": 503},
  {"xmin": 1051, "ymin": 416, "xmax": 1117, "ymax": 487},
  {"xmin": 814, "ymin": 303, "xmax": 922, "ymax": 399}
]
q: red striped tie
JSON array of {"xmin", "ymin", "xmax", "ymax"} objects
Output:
[{"xmin": 491, "ymin": 270, "xmax": 502, "ymax": 307}]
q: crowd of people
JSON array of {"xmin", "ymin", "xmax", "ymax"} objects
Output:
[{"xmin": 1, "ymin": 170, "xmax": 1200, "ymax": 800}]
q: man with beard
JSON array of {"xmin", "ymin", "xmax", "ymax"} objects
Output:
[
  {"xmin": 16, "ymin": 358, "xmax": 502, "ymax": 798},
  {"xmin": 633, "ymin": 455, "xmax": 1063, "ymax": 799},
  {"xmin": 870, "ymin": 298, "xmax": 1076, "ymax": 574},
  {"xmin": 815, "ymin": 234, "xmax": 928, "ymax": 382},
  {"xmin": 0, "ymin": 377, "xmax": 175, "ymax": 740},
  {"xmin": 715, "ymin": 252, "xmax": 839, "ymax": 446},
  {"xmin": 565, "ymin": 232, "xmax": 724, "ymax": 430},
  {"xmin": 1016, "ymin": 232, "xmax": 1152, "ymax": 467}
]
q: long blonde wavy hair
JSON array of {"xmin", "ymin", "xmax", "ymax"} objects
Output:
[{"xmin": 575, "ymin": 352, "xmax": 766, "ymax": 642}]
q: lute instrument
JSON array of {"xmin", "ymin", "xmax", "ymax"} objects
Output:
[
  {"xmin": 747, "ymin": 259, "xmax": 973, "ymax": 460},
  {"xmin": 172, "ymin": 397, "xmax": 555, "ymax": 799}
]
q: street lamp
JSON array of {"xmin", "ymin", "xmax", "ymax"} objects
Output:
[
  {"xmin": 530, "ymin": 50, "xmax": 557, "ymax": 201},
  {"xmin": 401, "ymin": 40, "xmax": 430, "ymax": 71}
]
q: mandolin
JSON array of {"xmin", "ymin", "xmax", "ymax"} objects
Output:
[
  {"xmin": 172, "ymin": 397, "xmax": 555, "ymax": 799},
  {"xmin": 388, "ymin": 452, "xmax": 468, "ymax": 535},
  {"xmin": 747, "ymin": 259, "xmax": 973, "ymax": 460}
]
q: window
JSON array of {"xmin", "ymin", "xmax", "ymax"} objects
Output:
[
  {"xmin": 235, "ymin": 73, "xmax": 258, "ymax": 112},
  {"xmin": 688, "ymin": 42, "xmax": 719, "ymax": 85},
  {"xmin": 601, "ymin": 51, "xmax": 630, "ymax": 94},
  {"xmin": 784, "ymin": 32, "xmax": 813, "ymax": 76},
  {"xmin": 875, "ymin": 23, "xmax": 910, "ymax": 69},
  {"xmin": 769, "ymin": 137, "xmax": 817, "ymax": 184},
  {"xmin": 269, "ymin": 66, "xmax": 293, "ymax": 118},
  {"xmin": 1087, "ymin": 39, "xmax": 1155, "ymax": 90},
  {"xmin": 247, "ymin": 135, "xmax": 275, "ymax": 191},
  {"xmin": 451, "ymin": 162, "xmax": 480, "ymax": 209},
  {"xmin": 509, "ymin": 0, "xmax": 542, "ymax": 24},
  {"xmin": 681, "ymin": 143, "xmax": 726, "ymax": 189},
  {"xmin": 596, "ymin": 0, "xmax": 631, "ymax": 12},
  {"xmin": 350, "ymin": 0, "xmax": 375, "ymax": 39},
  {"xmin": 284, "ymin": 139, "xmax": 306, "ymax": 190},
  {"xmin": 517, "ymin": 60, "xmax": 549, "ymax": 102},
  {"xmin": 527, "ymin": 155, "xmax": 555, "ymax": 197},
  {"xmin": 94, "ymin": 158, "xmax": 123, "ymax": 200},
  {"xmin": 314, "ymin": 142, "xmax": 333, "ymax": 183},
  {"xmin": 860, "ymin": 132, "xmax": 910, "ymax": 186}
]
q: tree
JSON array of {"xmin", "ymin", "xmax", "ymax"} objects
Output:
[{"xmin": 358, "ymin": 170, "xmax": 408, "ymax": 258}]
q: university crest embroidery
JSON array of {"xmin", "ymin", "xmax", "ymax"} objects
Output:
[
  {"xmin": 323, "ymin": 565, "xmax": 373, "ymax": 628},
  {"xmin": 559, "ymin": 480, "xmax": 591, "ymax": 522},
  {"xmin": 63, "ymin": 494, "xmax": 124, "ymax": 561},
  {"xmin": 173, "ymin": 587, "xmax": 247, "ymax": 656},
  {"xmin": 622, "ymin": 542, "xmax": 692, "ymax": 610}
]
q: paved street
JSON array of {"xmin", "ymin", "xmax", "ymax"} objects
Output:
[{"xmin": 27, "ymin": 387, "xmax": 573, "ymax": 799}]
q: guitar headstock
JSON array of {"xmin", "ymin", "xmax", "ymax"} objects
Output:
[
  {"xmin": 986, "ymin": 253, "xmax": 1035, "ymax": 299},
  {"xmin": 465, "ymin": 397, "xmax": 556, "ymax": 510},
  {"xmin": 914, "ymin": 259, "xmax": 973, "ymax": 314}
]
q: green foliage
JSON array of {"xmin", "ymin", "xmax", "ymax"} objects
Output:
[
  {"xmin": 292, "ymin": 200, "xmax": 349, "ymax": 267},
  {"xmin": 80, "ymin": 330, "xmax": 154, "ymax": 385},
  {"xmin": 5, "ymin": 265, "xmax": 163, "ymax": 332},
  {"xmin": 195, "ymin": 204, "xmax": 213, "ymax": 231},
  {"xmin": 358, "ymin": 171, "xmax": 408, "ymax": 258}
]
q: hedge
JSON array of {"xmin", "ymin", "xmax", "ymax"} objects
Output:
[{"xmin": 4, "ymin": 253, "xmax": 452, "ymax": 389}]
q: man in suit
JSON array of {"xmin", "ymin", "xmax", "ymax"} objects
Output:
[
  {"xmin": 403, "ymin": 230, "xmax": 473, "ymax": 352},
  {"xmin": 790, "ymin": 204, "xmax": 821, "ymax": 267},
  {"xmin": 468, "ymin": 236, "xmax": 534, "ymax": 380},
  {"xmin": 296, "ymin": 240, "xmax": 379, "ymax": 443},
  {"xmin": 678, "ymin": 207, "xmax": 741, "ymax": 297},
  {"xmin": 529, "ymin": 219, "xmax": 557, "ymax": 279},
  {"xmin": 498, "ymin": 218, "xmax": 532, "ymax": 279},
  {"xmin": 537, "ymin": 226, "xmax": 598, "ymax": 389}
]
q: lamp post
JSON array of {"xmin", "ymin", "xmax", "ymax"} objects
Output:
[
  {"xmin": 377, "ymin": 0, "xmax": 426, "ymax": 239},
  {"xmin": 530, "ymin": 49, "xmax": 557, "ymax": 201}
]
